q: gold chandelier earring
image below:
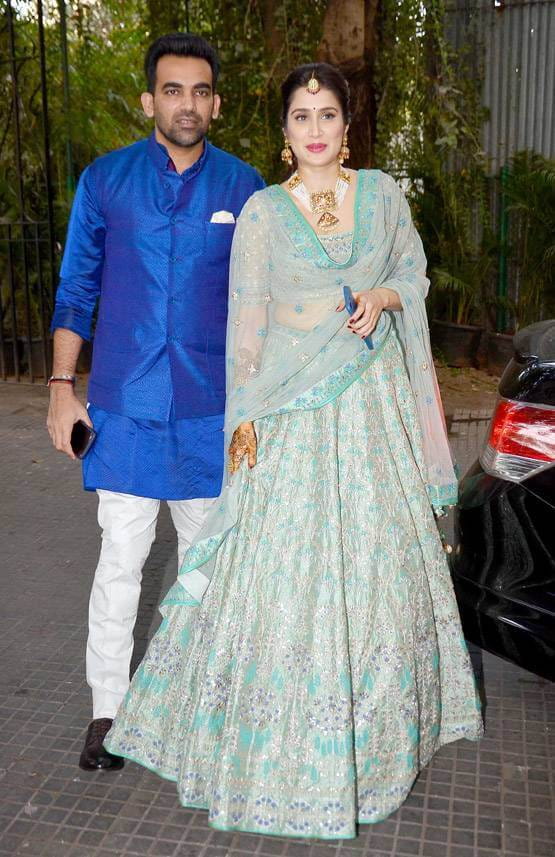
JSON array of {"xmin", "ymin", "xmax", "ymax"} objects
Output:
[
  {"xmin": 339, "ymin": 130, "xmax": 350, "ymax": 165},
  {"xmin": 281, "ymin": 136, "xmax": 293, "ymax": 167}
]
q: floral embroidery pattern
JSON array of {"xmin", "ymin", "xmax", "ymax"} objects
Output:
[{"xmin": 106, "ymin": 335, "xmax": 482, "ymax": 839}]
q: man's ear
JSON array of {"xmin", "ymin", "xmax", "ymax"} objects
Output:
[
  {"xmin": 212, "ymin": 93, "xmax": 221, "ymax": 120},
  {"xmin": 141, "ymin": 92, "xmax": 154, "ymax": 119}
]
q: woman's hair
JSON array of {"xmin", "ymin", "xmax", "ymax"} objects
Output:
[
  {"xmin": 144, "ymin": 33, "xmax": 220, "ymax": 93},
  {"xmin": 281, "ymin": 62, "xmax": 350, "ymax": 126}
]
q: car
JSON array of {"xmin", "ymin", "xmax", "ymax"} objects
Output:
[{"xmin": 451, "ymin": 319, "xmax": 555, "ymax": 682}]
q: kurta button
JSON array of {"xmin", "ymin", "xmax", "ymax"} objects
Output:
[
  {"xmin": 163, "ymin": 182, "xmax": 170, "ymax": 189},
  {"xmin": 170, "ymin": 216, "xmax": 177, "ymax": 224}
]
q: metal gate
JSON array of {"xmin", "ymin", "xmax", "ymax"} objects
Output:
[{"xmin": 1, "ymin": 1, "xmax": 57, "ymax": 383}]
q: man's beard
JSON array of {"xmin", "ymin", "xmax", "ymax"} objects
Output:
[{"xmin": 156, "ymin": 111, "xmax": 209, "ymax": 149}]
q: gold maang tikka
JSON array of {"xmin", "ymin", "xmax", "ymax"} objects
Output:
[{"xmin": 306, "ymin": 71, "xmax": 320, "ymax": 95}]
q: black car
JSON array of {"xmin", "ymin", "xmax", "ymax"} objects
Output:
[{"xmin": 451, "ymin": 320, "xmax": 555, "ymax": 682}]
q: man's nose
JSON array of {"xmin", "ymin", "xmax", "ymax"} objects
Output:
[{"xmin": 180, "ymin": 91, "xmax": 196, "ymax": 111}]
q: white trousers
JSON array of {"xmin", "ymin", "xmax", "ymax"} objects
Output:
[{"xmin": 86, "ymin": 489, "xmax": 214, "ymax": 720}]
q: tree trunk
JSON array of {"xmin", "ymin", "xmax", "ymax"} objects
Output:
[
  {"xmin": 317, "ymin": 0, "xmax": 379, "ymax": 168},
  {"xmin": 259, "ymin": 0, "xmax": 287, "ymax": 89}
]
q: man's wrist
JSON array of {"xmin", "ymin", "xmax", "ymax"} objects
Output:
[
  {"xmin": 49, "ymin": 380, "xmax": 76, "ymax": 396},
  {"xmin": 47, "ymin": 373, "xmax": 76, "ymax": 388}
]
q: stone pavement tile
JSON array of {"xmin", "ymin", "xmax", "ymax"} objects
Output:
[
  {"xmin": 258, "ymin": 838, "xmax": 288, "ymax": 855},
  {"xmin": 449, "ymin": 409, "xmax": 491, "ymax": 478},
  {"xmin": 2, "ymin": 385, "xmax": 554, "ymax": 857}
]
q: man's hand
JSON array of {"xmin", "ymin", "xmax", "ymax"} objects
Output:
[
  {"xmin": 228, "ymin": 421, "xmax": 257, "ymax": 474},
  {"xmin": 47, "ymin": 385, "xmax": 91, "ymax": 460}
]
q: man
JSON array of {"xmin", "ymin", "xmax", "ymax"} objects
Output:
[{"xmin": 47, "ymin": 33, "xmax": 264, "ymax": 771}]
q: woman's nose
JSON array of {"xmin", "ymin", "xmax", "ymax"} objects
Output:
[{"xmin": 308, "ymin": 117, "xmax": 322, "ymax": 137}]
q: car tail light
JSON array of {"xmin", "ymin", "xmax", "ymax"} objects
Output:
[{"xmin": 480, "ymin": 398, "xmax": 555, "ymax": 482}]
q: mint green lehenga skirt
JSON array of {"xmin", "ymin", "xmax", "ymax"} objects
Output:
[{"xmin": 105, "ymin": 334, "xmax": 483, "ymax": 839}]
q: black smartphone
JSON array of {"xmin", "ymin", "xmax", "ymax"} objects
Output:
[{"xmin": 71, "ymin": 419, "xmax": 97, "ymax": 459}]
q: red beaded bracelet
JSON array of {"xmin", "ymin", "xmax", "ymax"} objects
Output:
[{"xmin": 47, "ymin": 375, "xmax": 76, "ymax": 387}]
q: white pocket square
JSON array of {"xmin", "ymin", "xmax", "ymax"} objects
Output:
[{"xmin": 210, "ymin": 210, "xmax": 235, "ymax": 224}]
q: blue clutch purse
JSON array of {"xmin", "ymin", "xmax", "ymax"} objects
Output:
[{"xmin": 343, "ymin": 285, "xmax": 374, "ymax": 350}]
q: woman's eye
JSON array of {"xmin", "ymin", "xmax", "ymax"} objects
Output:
[
  {"xmin": 295, "ymin": 115, "xmax": 307, "ymax": 121},
  {"xmin": 322, "ymin": 112, "xmax": 336, "ymax": 120}
]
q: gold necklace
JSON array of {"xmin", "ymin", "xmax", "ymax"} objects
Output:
[{"xmin": 288, "ymin": 169, "xmax": 351, "ymax": 230}]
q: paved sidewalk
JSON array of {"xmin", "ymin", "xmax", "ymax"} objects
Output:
[{"xmin": 0, "ymin": 383, "xmax": 553, "ymax": 857}]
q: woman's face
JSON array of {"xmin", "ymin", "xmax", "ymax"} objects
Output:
[{"xmin": 285, "ymin": 86, "xmax": 347, "ymax": 171}]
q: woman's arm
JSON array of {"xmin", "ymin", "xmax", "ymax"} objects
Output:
[
  {"xmin": 374, "ymin": 286, "xmax": 402, "ymax": 311},
  {"xmin": 226, "ymin": 193, "xmax": 272, "ymax": 472},
  {"xmin": 347, "ymin": 179, "xmax": 425, "ymax": 338}
]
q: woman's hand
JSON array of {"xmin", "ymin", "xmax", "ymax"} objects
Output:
[
  {"xmin": 228, "ymin": 421, "xmax": 257, "ymax": 474},
  {"xmin": 336, "ymin": 287, "xmax": 400, "ymax": 338},
  {"xmin": 346, "ymin": 288, "xmax": 388, "ymax": 338}
]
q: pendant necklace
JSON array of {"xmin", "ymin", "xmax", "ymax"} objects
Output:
[{"xmin": 288, "ymin": 169, "xmax": 351, "ymax": 231}]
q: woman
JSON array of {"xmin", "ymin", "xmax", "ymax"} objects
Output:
[{"xmin": 106, "ymin": 63, "xmax": 483, "ymax": 839}]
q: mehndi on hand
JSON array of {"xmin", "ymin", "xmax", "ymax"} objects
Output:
[{"xmin": 228, "ymin": 421, "xmax": 257, "ymax": 474}]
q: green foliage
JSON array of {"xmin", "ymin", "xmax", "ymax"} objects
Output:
[
  {"xmin": 0, "ymin": 0, "xmax": 150, "ymax": 230},
  {"xmin": 192, "ymin": 0, "xmax": 328, "ymax": 182},
  {"xmin": 0, "ymin": 0, "xmax": 327, "ymax": 232},
  {"xmin": 1, "ymin": 0, "xmax": 553, "ymax": 342},
  {"xmin": 504, "ymin": 151, "xmax": 555, "ymax": 327},
  {"xmin": 0, "ymin": 0, "xmax": 326, "ymax": 342},
  {"xmin": 374, "ymin": 0, "xmax": 429, "ymax": 175},
  {"xmin": 375, "ymin": 0, "xmax": 494, "ymax": 327}
]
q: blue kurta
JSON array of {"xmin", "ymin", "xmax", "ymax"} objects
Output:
[
  {"xmin": 82, "ymin": 404, "xmax": 225, "ymax": 500},
  {"xmin": 52, "ymin": 133, "xmax": 264, "ymax": 499}
]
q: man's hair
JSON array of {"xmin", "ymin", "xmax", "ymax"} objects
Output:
[{"xmin": 144, "ymin": 33, "xmax": 220, "ymax": 93}]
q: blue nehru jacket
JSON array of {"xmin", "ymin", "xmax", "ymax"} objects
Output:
[{"xmin": 52, "ymin": 133, "xmax": 264, "ymax": 500}]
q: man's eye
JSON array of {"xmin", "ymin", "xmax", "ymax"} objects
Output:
[
  {"xmin": 166, "ymin": 89, "xmax": 179, "ymax": 96},
  {"xmin": 195, "ymin": 90, "xmax": 210, "ymax": 97}
]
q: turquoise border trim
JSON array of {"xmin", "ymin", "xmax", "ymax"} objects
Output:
[
  {"xmin": 427, "ymin": 483, "xmax": 459, "ymax": 508},
  {"xmin": 104, "ymin": 718, "xmax": 481, "ymax": 839},
  {"xmin": 267, "ymin": 170, "xmax": 379, "ymax": 269},
  {"xmin": 275, "ymin": 320, "xmax": 390, "ymax": 416}
]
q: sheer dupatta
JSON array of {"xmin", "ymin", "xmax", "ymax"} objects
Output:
[
  {"xmin": 381, "ymin": 182, "xmax": 457, "ymax": 509},
  {"xmin": 162, "ymin": 172, "xmax": 457, "ymax": 609}
]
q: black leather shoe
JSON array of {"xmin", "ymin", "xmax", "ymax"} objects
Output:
[{"xmin": 79, "ymin": 718, "xmax": 124, "ymax": 771}]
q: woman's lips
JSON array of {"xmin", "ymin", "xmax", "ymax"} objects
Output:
[{"xmin": 306, "ymin": 144, "xmax": 327, "ymax": 152}]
